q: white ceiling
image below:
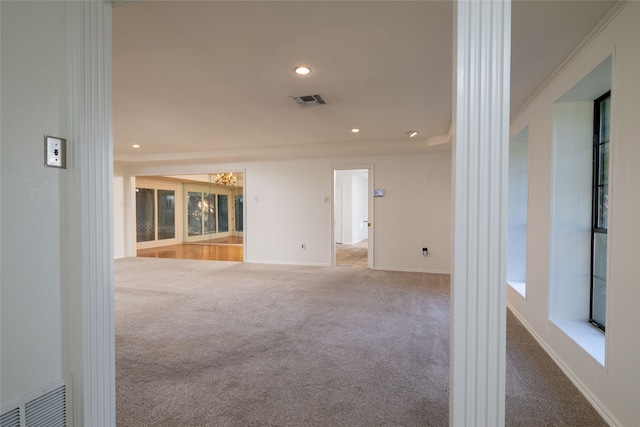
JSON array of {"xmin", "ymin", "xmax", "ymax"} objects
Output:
[{"xmin": 112, "ymin": 0, "xmax": 618, "ymax": 164}]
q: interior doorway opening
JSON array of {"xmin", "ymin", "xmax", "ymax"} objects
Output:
[
  {"xmin": 333, "ymin": 168, "xmax": 372, "ymax": 268},
  {"xmin": 133, "ymin": 172, "xmax": 245, "ymax": 261}
]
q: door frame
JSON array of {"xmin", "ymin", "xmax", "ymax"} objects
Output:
[{"xmin": 331, "ymin": 164, "xmax": 374, "ymax": 268}]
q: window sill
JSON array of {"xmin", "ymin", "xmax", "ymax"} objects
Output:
[
  {"xmin": 551, "ymin": 319, "xmax": 605, "ymax": 366},
  {"xmin": 507, "ymin": 281, "xmax": 526, "ymax": 298}
]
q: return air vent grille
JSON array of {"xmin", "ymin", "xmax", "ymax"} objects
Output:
[
  {"xmin": 0, "ymin": 379, "xmax": 66, "ymax": 427},
  {"xmin": 0, "ymin": 408, "xmax": 20, "ymax": 427},
  {"xmin": 292, "ymin": 94, "xmax": 326, "ymax": 106},
  {"xmin": 24, "ymin": 386, "xmax": 65, "ymax": 427}
]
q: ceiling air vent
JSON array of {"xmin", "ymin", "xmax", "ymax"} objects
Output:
[{"xmin": 292, "ymin": 94, "xmax": 327, "ymax": 107}]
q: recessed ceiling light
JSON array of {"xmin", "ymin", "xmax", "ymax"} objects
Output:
[
  {"xmin": 351, "ymin": 128, "xmax": 360, "ymax": 133},
  {"xmin": 132, "ymin": 144, "xmax": 141, "ymax": 148},
  {"xmin": 407, "ymin": 131, "xmax": 419, "ymax": 138},
  {"xmin": 294, "ymin": 66, "xmax": 311, "ymax": 75}
]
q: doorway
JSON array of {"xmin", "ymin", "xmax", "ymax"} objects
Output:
[
  {"xmin": 134, "ymin": 172, "xmax": 245, "ymax": 261},
  {"xmin": 333, "ymin": 168, "xmax": 372, "ymax": 268}
]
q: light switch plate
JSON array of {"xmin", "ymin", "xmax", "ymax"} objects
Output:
[{"xmin": 45, "ymin": 135, "xmax": 66, "ymax": 169}]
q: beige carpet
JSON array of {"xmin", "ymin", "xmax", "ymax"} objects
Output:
[{"xmin": 115, "ymin": 258, "xmax": 606, "ymax": 426}]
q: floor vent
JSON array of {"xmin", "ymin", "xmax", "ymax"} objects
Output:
[
  {"xmin": 292, "ymin": 94, "xmax": 327, "ymax": 106},
  {"xmin": 0, "ymin": 379, "xmax": 66, "ymax": 427}
]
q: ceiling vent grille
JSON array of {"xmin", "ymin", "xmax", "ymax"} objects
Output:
[{"xmin": 292, "ymin": 94, "xmax": 327, "ymax": 107}]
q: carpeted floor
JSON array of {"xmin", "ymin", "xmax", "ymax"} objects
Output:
[{"xmin": 115, "ymin": 258, "xmax": 606, "ymax": 426}]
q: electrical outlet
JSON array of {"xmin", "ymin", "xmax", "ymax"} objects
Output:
[
  {"xmin": 301, "ymin": 243, "xmax": 306, "ymax": 250},
  {"xmin": 44, "ymin": 135, "xmax": 66, "ymax": 169},
  {"xmin": 422, "ymin": 247, "xmax": 429, "ymax": 256}
]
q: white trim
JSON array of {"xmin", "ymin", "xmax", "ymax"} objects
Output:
[
  {"xmin": 67, "ymin": 1, "xmax": 115, "ymax": 425},
  {"xmin": 331, "ymin": 164, "xmax": 374, "ymax": 269},
  {"xmin": 507, "ymin": 303, "xmax": 620, "ymax": 427},
  {"xmin": 551, "ymin": 319, "xmax": 605, "ymax": 366},
  {"xmin": 246, "ymin": 260, "xmax": 330, "ymax": 267},
  {"xmin": 510, "ymin": 1, "xmax": 628, "ymax": 124},
  {"xmin": 507, "ymin": 281, "xmax": 526, "ymax": 299},
  {"xmin": 451, "ymin": 1, "xmax": 510, "ymax": 426},
  {"xmin": 372, "ymin": 266, "xmax": 451, "ymax": 275}
]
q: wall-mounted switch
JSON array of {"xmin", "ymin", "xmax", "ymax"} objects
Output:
[
  {"xmin": 44, "ymin": 135, "xmax": 66, "ymax": 169},
  {"xmin": 422, "ymin": 247, "xmax": 429, "ymax": 256}
]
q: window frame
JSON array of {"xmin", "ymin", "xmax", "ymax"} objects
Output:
[{"xmin": 590, "ymin": 91, "xmax": 610, "ymax": 332}]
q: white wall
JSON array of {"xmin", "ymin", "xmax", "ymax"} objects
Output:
[
  {"xmin": 0, "ymin": 0, "xmax": 67, "ymax": 403},
  {"xmin": 550, "ymin": 101, "xmax": 594, "ymax": 321},
  {"xmin": 508, "ymin": 3, "xmax": 640, "ymax": 425},
  {"xmin": 120, "ymin": 150, "xmax": 452, "ymax": 273}
]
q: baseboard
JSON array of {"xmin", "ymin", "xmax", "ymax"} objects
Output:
[
  {"xmin": 243, "ymin": 261, "xmax": 450, "ymax": 274},
  {"xmin": 372, "ymin": 266, "xmax": 451, "ymax": 275},
  {"xmin": 245, "ymin": 260, "xmax": 330, "ymax": 267},
  {"xmin": 506, "ymin": 302, "xmax": 620, "ymax": 427}
]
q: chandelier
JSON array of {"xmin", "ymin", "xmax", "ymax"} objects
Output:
[{"xmin": 213, "ymin": 172, "xmax": 237, "ymax": 186}]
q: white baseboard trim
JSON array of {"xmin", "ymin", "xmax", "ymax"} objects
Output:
[
  {"xmin": 506, "ymin": 302, "xmax": 620, "ymax": 427},
  {"xmin": 245, "ymin": 260, "xmax": 330, "ymax": 267},
  {"xmin": 373, "ymin": 266, "xmax": 451, "ymax": 275}
]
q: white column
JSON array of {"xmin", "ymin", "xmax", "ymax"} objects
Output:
[
  {"xmin": 67, "ymin": 1, "xmax": 115, "ymax": 425},
  {"xmin": 450, "ymin": 1, "xmax": 511, "ymax": 426}
]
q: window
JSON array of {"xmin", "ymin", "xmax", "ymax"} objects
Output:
[
  {"xmin": 136, "ymin": 188, "xmax": 155, "ymax": 242},
  {"xmin": 590, "ymin": 92, "xmax": 610, "ymax": 331},
  {"xmin": 136, "ymin": 187, "xmax": 176, "ymax": 243},
  {"xmin": 218, "ymin": 195, "xmax": 229, "ymax": 233},
  {"xmin": 184, "ymin": 186, "xmax": 232, "ymax": 241},
  {"xmin": 548, "ymin": 55, "xmax": 611, "ymax": 364}
]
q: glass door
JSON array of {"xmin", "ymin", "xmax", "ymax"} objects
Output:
[
  {"xmin": 234, "ymin": 194, "xmax": 244, "ymax": 235},
  {"xmin": 183, "ymin": 181, "xmax": 234, "ymax": 242},
  {"xmin": 135, "ymin": 184, "xmax": 177, "ymax": 249}
]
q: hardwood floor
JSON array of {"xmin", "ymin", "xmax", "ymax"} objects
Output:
[
  {"xmin": 137, "ymin": 237, "xmax": 367, "ymax": 266},
  {"xmin": 189, "ymin": 236, "xmax": 243, "ymax": 245},
  {"xmin": 137, "ymin": 243, "xmax": 243, "ymax": 261},
  {"xmin": 336, "ymin": 239, "xmax": 368, "ymax": 268}
]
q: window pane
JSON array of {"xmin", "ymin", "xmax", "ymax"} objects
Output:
[
  {"xmin": 157, "ymin": 190, "xmax": 175, "ymax": 240},
  {"xmin": 218, "ymin": 195, "xmax": 229, "ymax": 232},
  {"xmin": 204, "ymin": 193, "xmax": 216, "ymax": 234},
  {"xmin": 598, "ymin": 142, "xmax": 609, "ymax": 186},
  {"xmin": 597, "ymin": 185, "xmax": 608, "ymax": 229},
  {"xmin": 136, "ymin": 188, "xmax": 155, "ymax": 242},
  {"xmin": 593, "ymin": 232, "xmax": 607, "ymax": 280},
  {"xmin": 592, "ymin": 232, "xmax": 607, "ymax": 328},
  {"xmin": 599, "ymin": 97, "xmax": 610, "ymax": 143},
  {"xmin": 592, "ymin": 277, "xmax": 606, "ymax": 328},
  {"xmin": 187, "ymin": 191, "xmax": 202, "ymax": 237},
  {"xmin": 234, "ymin": 195, "xmax": 244, "ymax": 232}
]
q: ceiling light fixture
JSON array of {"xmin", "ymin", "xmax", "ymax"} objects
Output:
[
  {"xmin": 132, "ymin": 144, "xmax": 141, "ymax": 148},
  {"xmin": 213, "ymin": 172, "xmax": 237, "ymax": 186},
  {"xmin": 294, "ymin": 66, "xmax": 311, "ymax": 75},
  {"xmin": 351, "ymin": 128, "xmax": 360, "ymax": 133},
  {"xmin": 407, "ymin": 131, "xmax": 419, "ymax": 138}
]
